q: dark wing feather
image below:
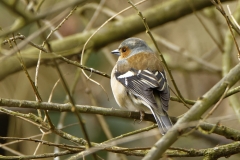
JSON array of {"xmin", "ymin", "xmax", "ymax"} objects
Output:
[
  {"xmin": 115, "ymin": 69, "xmax": 169, "ymax": 110},
  {"xmin": 115, "ymin": 69, "xmax": 172, "ymax": 135},
  {"xmin": 154, "ymin": 71, "xmax": 170, "ymax": 111}
]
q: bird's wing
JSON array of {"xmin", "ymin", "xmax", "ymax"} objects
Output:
[
  {"xmin": 115, "ymin": 69, "xmax": 169, "ymax": 111},
  {"xmin": 115, "ymin": 69, "xmax": 172, "ymax": 135}
]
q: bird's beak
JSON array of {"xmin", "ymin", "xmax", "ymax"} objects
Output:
[{"xmin": 111, "ymin": 49, "xmax": 120, "ymax": 56}]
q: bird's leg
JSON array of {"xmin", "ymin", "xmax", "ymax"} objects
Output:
[
  {"xmin": 133, "ymin": 111, "xmax": 145, "ymax": 124},
  {"xmin": 139, "ymin": 110, "xmax": 145, "ymax": 123}
]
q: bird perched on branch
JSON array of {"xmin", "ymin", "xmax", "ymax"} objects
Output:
[{"xmin": 110, "ymin": 37, "xmax": 172, "ymax": 135}]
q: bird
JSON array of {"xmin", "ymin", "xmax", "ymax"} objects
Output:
[{"xmin": 110, "ymin": 37, "xmax": 173, "ymax": 135}]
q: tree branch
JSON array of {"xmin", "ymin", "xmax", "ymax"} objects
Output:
[{"xmin": 1, "ymin": 98, "xmax": 240, "ymax": 142}]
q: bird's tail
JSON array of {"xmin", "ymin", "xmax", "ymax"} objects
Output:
[
  {"xmin": 151, "ymin": 89, "xmax": 172, "ymax": 135},
  {"xmin": 151, "ymin": 108, "xmax": 172, "ymax": 135}
]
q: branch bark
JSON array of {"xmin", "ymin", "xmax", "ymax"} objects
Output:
[{"xmin": 1, "ymin": 98, "xmax": 240, "ymax": 142}]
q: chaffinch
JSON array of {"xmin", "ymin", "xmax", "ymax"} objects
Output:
[{"xmin": 110, "ymin": 37, "xmax": 172, "ymax": 135}]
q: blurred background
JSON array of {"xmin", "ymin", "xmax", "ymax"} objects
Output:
[{"xmin": 0, "ymin": 0, "xmax": 240, "ymax": 159}]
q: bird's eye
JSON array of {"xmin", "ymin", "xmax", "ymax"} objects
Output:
[{"xmin": 122, "ymin": 47, "xmax": 127, "ymax": 52}]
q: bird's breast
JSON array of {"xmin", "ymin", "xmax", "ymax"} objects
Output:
[{"xmin": 117, "ymin": 52, "xmax": 163, "ymax": 73}]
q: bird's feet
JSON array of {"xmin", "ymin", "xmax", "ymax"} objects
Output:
[
  {"xmin": 133, "ymin": 111, "xmax": 145, "ymax": 124},
  {"xmin": 139, "ymin": 110, "xmax": 145, "ymax": 123}
]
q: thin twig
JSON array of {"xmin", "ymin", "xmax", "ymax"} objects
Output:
[
  {"xmin": 2, "ymin": 34, "xmax": 48, "ymax": 53},
  {"xmin": 11, "ymin": 34, "xmax": 42, "ymax": 102},
  {"xmin": 103, "ymin": 124, "xmax": 157, "ymax": 144},
  {"xmin": 0, "ymin": 136, "xmax": 85, "ymax": 151},
  {"xmin": 0, "ymin": 150, "xmax": 76, "ymax": 159},
  {"xmin": 61, "ymin": 56, "xmax": 110, "ymax": 78}
]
